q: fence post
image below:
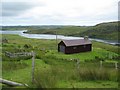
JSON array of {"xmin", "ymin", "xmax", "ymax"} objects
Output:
[
  {"xmin": 76, "ymin": 59, "xmax": 80, "ymax": 69},
  {"xmin": 31, "ymin": 51, "xmax": 35, "ymax": 83},
  {"xmin": 100, "ymin": 61, "xmax": 102, "ymax": 69},
  {"xmin": 115, "ymin": 62, "xmax": 118, "ymax": 70}
]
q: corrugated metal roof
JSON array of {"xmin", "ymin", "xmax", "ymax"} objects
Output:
[{"xmin": 62, "ymin": 39, "xmax": 91, "ymax": 46}]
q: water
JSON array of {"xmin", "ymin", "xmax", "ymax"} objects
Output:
[
  {"xmin": 0, "ymin": 30, "xmax": 26, "ymax": 34},
  {"xmin": 0, "ymin": 30, "xmax": 82, "ymax": 40},
  {"xmin": 0, "ymin": 30, "xmax": 119, "ymax": 46}
]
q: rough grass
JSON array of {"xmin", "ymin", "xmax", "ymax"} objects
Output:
[
  {"xmin": 92, "ymin": 41, "xmax": 119, "ymax": 54},
  {"xmin": 2, "ymin": 61, "xmax": 28, "ymax": 71},
  {"xmin": 34, "ymin": 60, "xmax": 118, "ymax": 88},
  {"xmin": 2, "ymin": 59, "xmax": 118, "ymax": 88},
  {"xmin": 44, "ymin": 48, "xmax": 118, "ymax": 61},
  {"xmin": 1, "ymin": 34, "xmax": 119, "ymax": 88}
]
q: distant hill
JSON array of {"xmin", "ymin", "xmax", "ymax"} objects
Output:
[
  {"xmin": 2, "ymin": 21, "xmax": 119, "ymax": 40},
  {"xmin": 26, "ymin": 21, "xmax": 118, "ymax": 40},
  {"xmin": 78, "ymin": 22, "xmax": 118, "ymax": 40}
]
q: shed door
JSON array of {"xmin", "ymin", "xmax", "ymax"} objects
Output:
[{"xmin": 60, "ymin": 45, "xmax": 65, "ymax": 53}]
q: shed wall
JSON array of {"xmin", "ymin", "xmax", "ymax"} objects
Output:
[
  {"xmin": 58, "ymin": 41, "xmax": 66, "ymax": 53},
  {"xmin": 65, "ymin": 44, "xmax": 92, "ymax": 54}
]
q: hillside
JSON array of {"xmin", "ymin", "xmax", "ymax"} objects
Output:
[
  {"xmin": 26, "ymin": 21, "xmax": 119, "ymax": 40},
  {"xmin": 2, "ymin": 21, "xmax": 119, "ymax": 40},
  {"xmin": 78, "ymin": 22, "xmax": 119, "ymax": 40}
]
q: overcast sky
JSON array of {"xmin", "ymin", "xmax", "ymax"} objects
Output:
[{"xmin": 1, "ymin": 0, "xmax": 119, "ymax": 26}]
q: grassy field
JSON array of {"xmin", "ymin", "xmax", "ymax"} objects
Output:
[{"xmin": 1, "ymin": 34, "xmax": 119, "ymax": 89}]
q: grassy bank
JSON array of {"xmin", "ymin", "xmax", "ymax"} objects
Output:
[{"xmin": 1, "ymin": 34, "xmax": 119, "ymax": 88}]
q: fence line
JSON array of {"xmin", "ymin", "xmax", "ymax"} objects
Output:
[
  {"xmin": 5, "ymin": 51, "xmax": 36, "ymax": 83},
  {"xmin": 5, "ymin": 51, "xmax": 32, "ymax": 58}
]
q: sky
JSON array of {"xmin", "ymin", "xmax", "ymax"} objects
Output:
[{"xmin": 1, "ymin": 0, "xmax": 119, "ymax": 26}]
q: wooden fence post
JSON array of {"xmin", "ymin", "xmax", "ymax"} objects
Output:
[
  {"xmin": 4, "ymin": 51, "xmax": 36, "ymax": 84},
  {"xmin": 115, "ymin": 62, "xmax": 118, "ymax": 70},
  {"xmin": 76, "ymin": 59, "xmax": 80, "ymax": 69},
  {"xmin": 31, "ymin": 51, "xmax": 35, "ymax": 83},
  {"xmin": 100, "ymin": 61, "xmax": 102, "ymax": 69},
  {"xmin": 0, "ymin": 78, "xmax": 24, "ymax": 86}
]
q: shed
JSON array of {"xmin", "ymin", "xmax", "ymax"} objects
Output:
[{"xmin": 58, "ymin": 37, "xmax": 92, "ymax": 54}]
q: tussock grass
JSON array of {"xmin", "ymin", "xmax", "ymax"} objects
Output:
[
  {"xmin": 34, "ymin": 67, "xmax": 57, "ymax": 88},
  {"xmin": 77, "ymin": 68, "xmax": 111, "ymax": 81},
  {"xmin": 34, "ymin": 60, "xmax": 118, "ymax": 88},
  {"xmin": 2, "ymin": 61, "xmax": 28, "ymax": 71}
]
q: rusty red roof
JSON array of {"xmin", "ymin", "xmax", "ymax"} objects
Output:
[{"xmin": 61, "ymin": 39, "xmax": 91, "ymax": 46}]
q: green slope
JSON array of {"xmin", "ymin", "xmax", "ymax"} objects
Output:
[
  {"xmin": 26, "ymin": 21, "xmax": 119, "ymax": 40},
  {"xmin": 1, "ymin": 34, "xmax": 119, "ymax": 88},
  {"xmin": 2, "ymin": 21, "xmax": 119, "ymax": 40},
  {"xmin": 79, "ymin": 22, "xmax": 119, "ymax": 40}
]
